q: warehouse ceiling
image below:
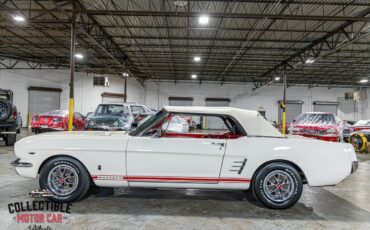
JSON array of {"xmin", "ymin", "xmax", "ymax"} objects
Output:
[{"xmin": 1, "ymin": 0, "xmax": 370, "ymax": 88}]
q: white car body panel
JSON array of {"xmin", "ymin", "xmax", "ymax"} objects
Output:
[
  {"xmin": 13, "ymin": 106, "xmax": 357, "ymax": 191},
  {"xmin": 126, "ymin": 136, "xmax": 226, "ymax": 186}
]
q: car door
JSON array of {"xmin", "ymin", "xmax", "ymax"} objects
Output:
[{"xmin": 126, "ymin": 136, "xmax": 226, "ymax": 184}]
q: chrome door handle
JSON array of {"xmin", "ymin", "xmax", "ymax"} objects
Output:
[{"xmin": 211, "ymin": 142, "xmax": 225, "ymax": 147}]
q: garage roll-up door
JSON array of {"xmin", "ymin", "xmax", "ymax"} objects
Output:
[
  {"xmin": 101, "ymin": 92, "xmax": 125, "ymax": 104},
  {"xmin": 28, "ymin": 87, "xmax": 61, "ymax": 125},
  {"xmin": 205, "ymin": 98, "xmax": 230, "ymax": 129},
  {"xmin": 278, "ymin": 100, "xmax": 303, "ymax": 124},
  {"xmin": 313, "ymin": 101, "xmax": 338, "ymax": 115},
  {"xmin": 169, "ymin": 97, "xmax": 193, "ymax": 106}
]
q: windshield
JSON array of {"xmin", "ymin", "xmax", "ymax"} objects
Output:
[
  {"xmin": 354, "ymin": 120, "xmax": 370, "ymax": 126},
  {"xmin": 95, "ymin": 104, "xmax": 128, "ymax": 117},
  {"xmin": 129, "ymin": 109, "xmax": 167, "ymax": 136},
  {"xmin": 295, "ymin": 113, "xmax": 336, "ymax": 125}
]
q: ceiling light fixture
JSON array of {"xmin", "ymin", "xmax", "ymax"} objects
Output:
[
  {"xmin": 13, "ymin": 15, "xmax": 25, "ymax": 22},
  {"xmin": 359, "ymin": 79, "xmax": 368, "ymax": 83},
  {"xmin": 173, "ymin": 0, "xmax": 188, "ymax": 7},
  {"xmin": 191, "ymin": 74, "xmax": 197, "ymax": 79},
  {"xmin": 122, "ymin": 72, "xmax": 129, "ymax": 77},
  {"xmin": 305, "ymin": 58, "xmax": 315, "ymax": 64},
  {"xmin": 74, "ymin": 53, "xmax": 84, "ymax": 59},
  {"xmin": 193, "ymin": 56, "xmax": 201, "ymax": 62},
  {"xmin": 198, "ymin": 15, "xmax": 209, "ymax": 25},
  {"xmin": 274, "ymin": 77, "xmax": 281, "ymax": 81}
]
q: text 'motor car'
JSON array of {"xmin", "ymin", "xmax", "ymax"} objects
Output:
[{"xmin": 11, "ymin": 107, "xmax": 358, "ymax": 209}]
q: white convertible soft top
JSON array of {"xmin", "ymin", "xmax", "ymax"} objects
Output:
[{"xmin": 164, "ymin": 106, "xmax": 283, "ymax": 138}]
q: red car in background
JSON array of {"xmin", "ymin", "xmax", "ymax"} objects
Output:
[
  {"xmin": 289, "ymin": 112, "xmax": 342, "ymax": 142},
  {"xmin": 31, "ymin": 110, "xmax": 85, "ymax": 134}
]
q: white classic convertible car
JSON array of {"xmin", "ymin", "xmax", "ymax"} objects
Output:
[{"xmin": 11, "ymin": 106, "xmax": 358, "ymax": 209}]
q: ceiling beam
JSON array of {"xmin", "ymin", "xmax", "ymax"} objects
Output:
[{"xmin": 2, "ymin": 8, "xmax": 370, "ymax": 22}]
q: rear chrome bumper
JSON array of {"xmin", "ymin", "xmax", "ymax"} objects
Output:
[
  {"xmin": 10, "ymin": 158, "xmax": 33, "ymax": 167},
  {"xmin": 351, "ymin": 161, "xmax": 359, "ymax": 173}
]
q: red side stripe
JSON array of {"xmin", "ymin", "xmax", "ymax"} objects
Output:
[{"xmin": 91, "ymin": 175, "xmax": 251, "ymax": 183}]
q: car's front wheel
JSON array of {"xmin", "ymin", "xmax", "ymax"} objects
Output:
[
  {"xmin": 252, "ymin": 162, "xmax": 303, "ymax": 209},
  {"xmin": 39, "ymin": 157, "xmax": 91, "ymax": 202}
]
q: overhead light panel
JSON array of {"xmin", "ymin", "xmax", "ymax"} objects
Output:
[
  {"xmin": 173, "ymin": 1, "xmax": 188, "ymax": 7},
  {"xmin": 193, "ymin": 56, "xmax": 201, "ymax": 62},
  {"xmin": 74, "ymin": 53, "xmax": 84, "ymax": 59},
  {"xmin": 191, "ymin": 74, "xmax": 197, "ymax": 79},
  {"xmin": 122, "ymin": 72, "xmax": 129, "ymax": 77},
  {"xmin": 359, "ymin": 79, "xmax": 368, "ymax": 83},
  {"xmin": 198, "ymin": 15, "xmax": 209, "ymax": 25},
  {"xmin": 13, "ymin": 15, "xmax": 25, "ymax": 22},
  {"xmin": 305, "ymin": 58, "xmax": 315, "ymax": 64},
  {"xmin": 274, "ymin": 77, "xmax": 281, "ymax": 81}
]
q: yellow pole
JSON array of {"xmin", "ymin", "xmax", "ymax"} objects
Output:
[
  {"xmin": 68, "ymin": 14, "xmax": 76, "ymax": 131},
  {"xmin": 281, "ymin": 71, "xmax": 287, "ymax": 135},
  {"xmin": 281, "ymin": 102, "xmax": 286, "ymax": 135},
  {"xmin": 68, "ymin": 98, "xmax": 74, "ymax": 131}
]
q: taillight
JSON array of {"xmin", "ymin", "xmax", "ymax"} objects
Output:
[{"xmin": 12, "ymin": 111, "xmax": 17, "ymax": 119}]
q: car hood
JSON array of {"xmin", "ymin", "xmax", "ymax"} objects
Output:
[
  {"xmin": 30, "ymin": 130, "xmax": 127, "ymax": 137},
  {"xmin": 14, "ymin": 131, "xmax": 129, "ymax": 155}
]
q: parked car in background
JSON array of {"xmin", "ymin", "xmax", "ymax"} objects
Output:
[
  {"xmin": 0, "ymin": 89, "xmax": 18, "ymax": 146},
  {"xmin": 86, "ymin": 103, "xmax": 154, "ymax": 131},
  {"xmin": 129, "ymin": 103, "xmax": 155, "ymax": 126},
  {"xmin": 342, "ymin": 120, "xmax": 357, "ymax": 142},
  {"xmin": 289, "ymin": 112, "xmax": 343, "ymax": 142},
  {"xmin": 31, "ymin": 110, "xmax": 85, "ymax": 134},
  {"xmin": 349, "ymin": 120, "xmax": 370, "ymax": 133},
  {"xmin": 12, "ymin": 106, "xmax": 358, "ymax": 209},
  {"xmin": 139, "ymin": 114, "xmax": 190, "ymax": 133}
]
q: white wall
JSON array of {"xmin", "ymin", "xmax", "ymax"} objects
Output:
[
  {"xmin": 143, "ymin": 81, "xmax": 359, "ymax": 122},
  {"xmin": 0, "ymin": 67, "xmax": 363, "ymax": 126}
]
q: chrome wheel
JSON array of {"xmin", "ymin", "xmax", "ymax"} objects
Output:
[
  {"xmin": 263, "ymin": 170, "xmax": 295, "ymax": 203},
  {"xmin": 47, "ymin": 164, "xmax": 79, "ymax": 196}
]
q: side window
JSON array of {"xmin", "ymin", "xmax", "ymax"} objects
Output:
[{"xmin": 160, "ymin": 113, "xmax": 244, "ymax": 139}]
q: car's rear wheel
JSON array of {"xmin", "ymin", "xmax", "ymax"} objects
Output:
[
  {"xmin": 5, "ymin": 127, "xmax": 16, "ymax": 146},
  {"xmin": 39, "ymin": 157, "xmax": 91, "ymax": 202},
  {"xmin": 252, "ymin": 162, "xmax": 303, "ymax": 209}
]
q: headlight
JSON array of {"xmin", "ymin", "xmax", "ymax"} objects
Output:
[
  {"xmin": 291, "ymin": 127, "xmax": 301, "ymax": 133},
  {"xmin": 326, "ymin": 128, "xmax": 338, "ymax": 135},
  {"xmin": 113, "ymin": 121, "xmax": 119, "ymax": 127},
  {"xmin": 89, "ymin": 120, "xmax": 95, "ymax": 126}
]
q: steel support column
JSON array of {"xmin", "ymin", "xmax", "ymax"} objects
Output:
[{"xmin": 68, "ymin": 14, "xmax": 76, "ymax": 131}]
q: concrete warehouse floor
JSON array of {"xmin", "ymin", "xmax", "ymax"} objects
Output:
[{"xmin": 0, "ymin": 129, "xmax": 370, "ymax": 230}]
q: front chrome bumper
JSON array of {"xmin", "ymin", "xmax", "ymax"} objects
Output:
[
  {"xmin": 10, "ymin": 158, "xmax": 33, "ymax": 167},
  {"xmin": 351, "ymin": 161, "xmax": 359, "ymax": 173}
]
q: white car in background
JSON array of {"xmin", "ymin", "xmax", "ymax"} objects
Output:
[
  {"xmin": 139, "ymin": 115, "xmax": 190, "ymax": 133},
  {"xmin": 12, "ymin": 106, "xmax": 358, "ymax": 209}
]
